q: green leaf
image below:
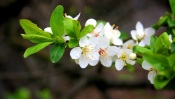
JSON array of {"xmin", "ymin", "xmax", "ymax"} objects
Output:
[
  {"xmin": 73, "ymin": 20, "xmax": 81, "ymax": 38},
  {"xmin": 55, "ymin": 36, "xmax": 65, "ymax": 43},
  {"xmin": 155, "ymin": 32, "xmax": 170, "ymax": 55},
  {"xmin": 79, "ymin": 25, "xmax": 94, "ymax": 39},
  {"xmin": 64, "ymin": 18, "xmax": 75, "ymax": 37},
  {"xmin": 19, "ymin": 19, "xmax": 50, "ymax": 37},
  {"xmin": 152, "ymin": 16, "xmax": 168, "ymax": 30},
  {"xmin": 170, "ymin": 42, "xmax": 175, "ymax": 54},
  {"xmin": 150, "ymin": 35, "xmax": 158, "ymax": 53},
  {"xmin": 68, "ymin": 39, "xmax": 79, "ymax": 48},
  {"xmin": 120, "ymin": 31, "xmax": 129, "ymax": 40},
  {"xmin": 168, "ymin": 18, "xmax": 175, "ymax": 28},
  {"xmin": 21, "ymin": 34, "xmax": 53, "ymax": 43},
  {"xmin": 154, "ymin": 73, "xmax": 174, "ymax": 89},
  {"xmin": 133, "ymin": 46, "xmax": 151, "ymax": 54},
  {"xmin": 143, "ymin": 52, "xmax": 170, "ymax": 71},
  {"xmin": 24, "ymin": 42, "xmax": 52, "ymax": 58},
  {"xmin": 50, "ymin": 44, "xmax": 65, "ymax": 63},
  {"xmin": 50, "ymin": 5, "xmax": 64, "ymax": 36},
  {"xmin": 169, "ymin": 0, "xmax": 175, "ymax": 16},
  {"xmin": 168, "ymin": 54, "xmax": 175, "ymax": 71}
]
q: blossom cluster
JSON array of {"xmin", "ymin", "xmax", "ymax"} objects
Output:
[{"xmin": 44, "ymin": 14, "xmax": 159, "ymax": 84}]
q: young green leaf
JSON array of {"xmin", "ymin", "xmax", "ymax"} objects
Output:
[
  {"xmin": 20, "ymin": 19, "xmax": 51, "ymax": 37},
  {"xmin": 24, "ymin": 42, "xmax": 53, "ymax": 58},
  {"xmin": 133, "ymin": 46, "xmax": 151, "ymax": 54},
  {"xmin": 150, "ymin": 35, "xmax": 158, "ymax": 53},
  {"xmin": 168, "ymin": 18, "xmax": 175, "ymax": 28},
  {"xmin": 170, "ymin": 42, "xmax": 175, "ymax": 54},
  {"xmin": 168, "ymin": 54, "xmax": 175, "ymax": 71},
  {"xmin": 64, "ymin": 18, "xmax": 75, "ymax": 37},
  {"xmin": 21, "ymin": 34, "xmax": 53, "ymax": 43},
  {"xmin": 120, "ymin": 31, "xmax": 129, "ymax": 40},
  {"xmin": 79, "ymin": 25, "xmax": 94, "ymax": 39},
  {"xmin": 154, "ymin": 73, "xmax": 174, "ymax": 90},
  {"xmin": 68, "ymin": 39, "xmax": 79, "ymax": 48},
  {"xmin": 55, "ymin": 36, "xmax": 65, "ymax": 43},
  {"xmin": 73, "ymin": 20, "xmax": 81, "ymax": 39},
  {"xmin": 50, "ymin": 5, "xmax": 64, "ymax": 36},
  {"xmin": 143, "ymin": 52, "xmax": 170, "ymax": 71},
  {"xmin": 169, "ymin": 0, "xmax": 175, "ymax": 16},
  {"xmin": 50, "ymin": 44, "xmax": 65, "ymax": 63},
  {"xmin": 152, "ymin": 16, "xmax": 168, "ymax": 30},
  {"xmin": 155, "ymin": 32, "xmax": 170, "ymax": 55}
]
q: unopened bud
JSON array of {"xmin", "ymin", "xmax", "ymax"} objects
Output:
[
  {"xmin": 85, "ymin": 18, "xmax": 97, "ymax": 27},
  {"xmin": 129, "ymin": 53, "xmax": 137, "ymax": 60}
]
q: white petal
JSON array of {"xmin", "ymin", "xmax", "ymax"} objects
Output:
[
  {"xmin": 136, "ymin": 21, "xmax": 144, "ymax": 31},
  {"xmin": 104, "ymin": 22, "xmax": 112, "ymax": 39},
  {"xmin": 126, "ymin": 59, "xmax": 136, "ymax": 65},
  {"xmin": 98, "ymin": 37, "xmax": 110, "ymax": 49},
  {"xmin": 94, "ymin": 23, "xmax": 104, "ymax": 34},
  {"xmin": 79, "ymin": 56, "xmax": 89, "ymax": 68},
  {"xmin": 111, "ymin": 38, "xmax": 123, "ymax": 45},
  {"xmin": 143, "ymin": 37, "xmax": 150, "ymax": 46},
  {"xmin": 44, "ymin": 27, "xmax": 52, "ymax": 34},
  {"xmin": 123, "ymin": 40, "xmax": 136, "ymax": 49},
  {"xmin": 89, "ymin": 60, "xmax": 99, "ymax": 66},
  {"xmin": 74, "ymin": 13, "xmax": 81, "ymax": 20},
  {"xmin": 70, "ymin": 47, "xmax": 82, "ymax": 59},
  {"xmin": 169, "ymin": 34, "xmax": 173, "ymax": 43},
  {"xmin": 131, "ymin": 30, "xmax": 137, "ymax": 40},
  {"xmin": 142, "ymin": 60, "xmax": 152, "ymax": 70},
  {"xmin": 91, "ymin": 52, "xmax": 100, "ymax": 60},
  {"xmin": 79, "ymin": 36, "xmax": 89, "ymax": 47},
  {"xmin": 89, "ymin": 37, "xmax": 99, "ymax": 47},
  {"xmin": 100, "ymin": 56, "xmax": 112, "ymax": 67},
  {"xmin": 138, "ymin": 40, "xmax": 146, "ymax": 47},
  {"xmin": 107, "ymin": 46, "xmax": 120, "ymax": 56},
  {"xmin": 144, "ymin": 27, "xmax": 155, "ymax": 37},
  {"xmin": 85, "ymin": 18, "xmax": 97, "ymax": 27},
  {"xmin": 148, "ymin": 71, "xmax": 156, "ymax": 84},
  {"xmin": 115, "ymin": 59, "xmax": 124, "ymax": 71}
]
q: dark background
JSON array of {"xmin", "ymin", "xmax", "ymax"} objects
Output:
[{"xmin": 0, "ymin": 0, "xmax": 174, "ymax": 99}]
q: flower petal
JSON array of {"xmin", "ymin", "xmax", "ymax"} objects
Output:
[
  {"xmin": 44, "ymin": 27, "xmax": 52, "ymax": 34},
  {"xmin": 74, "ymin": 13, "xmax": 81, "ymax": 20},
  {"xmin": 136, "ymin": 21, "xmax": 144, "ymax": 31},
  {"xmin": 144, "ymin": 27, "xmax": 155, "ymax": 37},
  {"xmin": 111, "ymin": 38, "xmax": 123, "ymax": 45},
  {"xmin": 79, "ymin": 56, "xmax": 89, "ymax": 68},
  {"xmin": 148, "ymin": 71, "xmax": 156, "ymax": 84},
  {"xmin": 101, "ymin": 56, "xmax": 112, "ymax": 67},
  {"xmin": 138, "ymin": 40, "xmax": 146, "ymax": 47},
  {"xmin": 131, "ymin": 30, "xmax": 137, "ymax": 40},
  {"xmin": 70, "ymin": 47, "xmax": 82, "ymax": 59},
  {"xmin": 115, "ymin": 59, "xmax": 124, "ymax": 71},
  {"xmin": 142, "ymin": 60, "xmax": 152, "ymax": 70},
  {"xmin": 89, "ymin": 60, "xmax": 99, "ymax": 66},
  {"xmin": 107, "ymin": 46, "xmax": 120, "ymax": 56},
  {"xmin": 79, "ymin": 36, "xmax": 89, "ymax": 47},
  {"xmin": 85, "ymin": 18, "xmax": 97, "ymax": 27}
]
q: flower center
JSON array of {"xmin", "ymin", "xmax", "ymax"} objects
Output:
[
  {"xmin": 82, "ymin": 46, "xmax": 89, "ymax": 55},
  {"xmin": 120, "ymin": 52, "xmax": 127, "ymax": 61},
  {"xmin": 99, "ymin": 48, "xmax": 107, "ymax": 58}
]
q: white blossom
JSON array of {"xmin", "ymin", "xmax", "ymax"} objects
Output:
[
  {"xmin": 131, "ymin": 21, "xmax": 155, "ymax": 46},
  {"xmin": 86, "ymin": 23, "xmax": 104, "ymax": 37},
  {"xmin": 142, "ymin": 60, "xmax": 157, "ymax": 84},
  {"xmin": 70, "ymin": 36, "xmax": 99, "ymax": 68},
  {"xmin": 115, "ymin": 49, "xmax": 135, "ymax": 71},
  {"xmin": 104, "ymin": 22, "xmax": 123, "ymax": 45}
]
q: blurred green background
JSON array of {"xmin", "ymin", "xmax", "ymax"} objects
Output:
[{"xmin": 0, "ymin": 0, "xmax": 174, "ymax": 99}]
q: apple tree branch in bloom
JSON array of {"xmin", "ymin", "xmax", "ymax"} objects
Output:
[{"xmin": 20, "ymin": 0, "xmax": 175, "ymax": 90}]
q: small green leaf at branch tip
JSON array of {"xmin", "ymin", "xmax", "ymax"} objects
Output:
[
  {"xmin": 50, "ymin": 44, "xmax": 65, "ymax": 63},
  {"xmin": 24, "ymin": 42, "xmax": 53, "ymax": 58},
  {"xmin": 19, "ymin": 19, "xmax": 51, "ymax": 37},
  {"xmin": 50, "ymin": 5, "xmax": 64, "ymax": 36},
  {"xmin": 79, "ymin": 25, "xmax": 94, "ymax": 39},
  {"xmin": 21, "ymin": 34, "xmax": 53, "ymax": 43},
  {"xmin": 169, "ymin": 0, "xmax": 175, "ymax": 16},
  {"xmin": 68, "ymin": 39, "xmax": 79, "ymax": 48}
]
